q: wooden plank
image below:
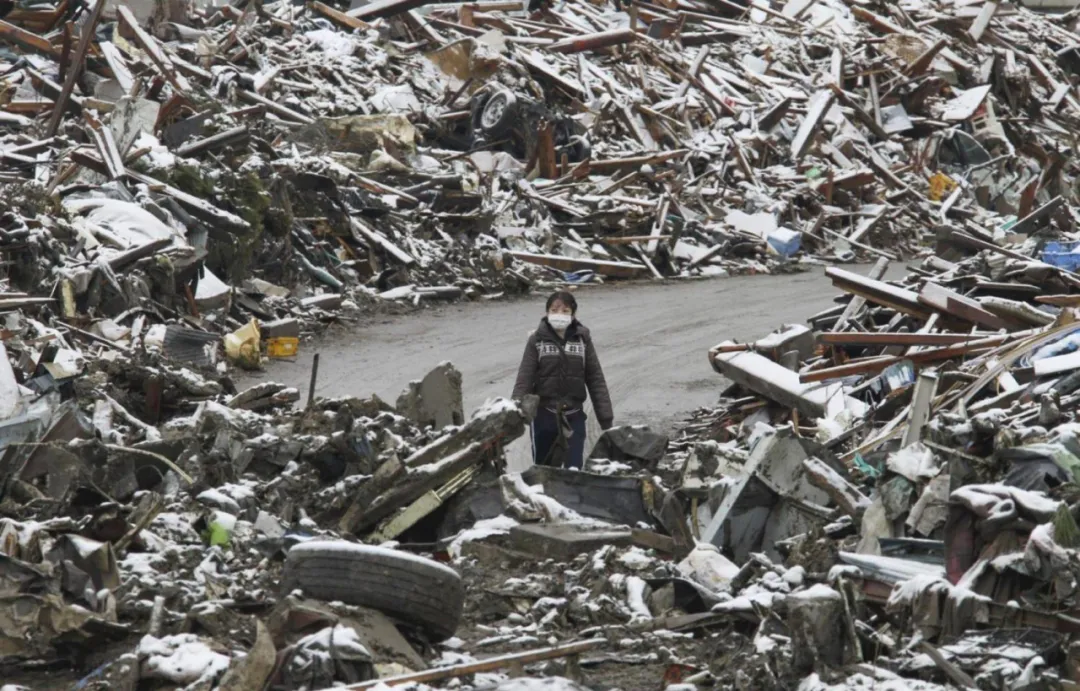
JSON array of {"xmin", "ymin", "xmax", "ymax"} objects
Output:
[
  {"xmin": 405, "ymin": 9, "xmax": 446, "ymax": 44},
  {"xmin": 803, "ymin": 458, "xmax": 870, "ymax": 517},
  {"xmin": 549, "ymin": 28, "xmax": 637, "ymax": 53},
  {"xmin": 174, "ymin": 126, "xmax": 250, "ymax": 158},
  {"xmin": 311, "ymin": 1, "xmax": 373, "ymax": 30},
  {"xmin": 117, "ymin": 6, "xmax": 191, "ymax": 94},
  {"xmin": 791, "ymin": 90, "xmax": 835, "ymax": 160},
  {"xmin": 588, "ymin": 149, "xmax": 687, "ymax": 174},
  {"xmin": 1037, "ymin": 294, "xmax": 1080, "ymax": 307},
  {"xmin": 850, "ymin": 6, "xmax": 908, "ymax": 34},
  {"xmin": 829, "ymin": 84, "xmax": 888, "ymax": 140},
  {"xmin": 518, "ymin": 49, "xmax": 585, "ymax": 97},
  {"xmin": 848, "ymin": 206, "xmax": 887, "ymax": 246},
  {"xmin": 347, "ymin": 0, "xmax": 434, "ymax": 21},
  {"xmin": 509, "ymin": 251, "xmax": 647, "ymax": 279},
  {"xmin": 46, "ymin": 0, "xmax": 106, "ymax": 137},
  {"xmin": 758, "ymin": 97, "xmax": 791, "ymax": 131},
  {"xmin": 820, "ymin": 332, "xmax": 1007, "ymax": 347},
  {"xmin": 1011, "ymin": 195, "xmax": 1064, "ymax": 235},
  {"xmin": 646, "ymin": 196, "xmax": 669, "ymax": 254},
  {"xmin": 350, "ymin": 217, "xmax": 416, "ymax": 267},
  {"xmin": 918, "ymin": 282, "xmax": 1012, "ymax": 330},
  {"xmin": 800, "ymin": 337, "xmax": 1006, "ymax": 383},
  {"xmin": 830, "ymin": 46, "xmax": 844, "ymax": 85},
  {"xmin": 0, "ymin": 19, "xmax": 59, "ymax": 57},
  {"xmin": 125, "ymin": 167, "xmax": 249, "ymax": 231},
  {"xmin": 1027, "ymin": 54, "xmax": 1080, "ymax": 115},
  {"xmin": 237, "ymin": 90, "xmax": 315, "ymax": 124},
  {"xmin": 344, "ymin": 640, "xmax": 605, "ymax": 689},
  {"xmin": 85, "ymin": 113, "xmax": 125, "ymax": 179},
  {"xmin": 710, "ymin": 345, "xmax": 837, "ymax": 418},
  {"xmin": 833, "ymin": 256, "xmax": 889, "ymax": 331},
  {"xmin": 632, "ymin": 243, "xmax": 663, "ymax": 280},
  {"xmin": 968, "ymin": 1, "xmax": 998, "ymax": 42},
  {"xmin": 100, "ymin": 41, "xmax": 134, "ymax": 92},
  {"xmin": 675, "ymin": 47, "xmax": 709, "ymax": 100},
  {"xmin": 903, "ymin": 38, "xmax": 947, "ymax": 77},
  {"xmin": 826, "ymin": 266, "xmax": 931, "ymax": 320}
]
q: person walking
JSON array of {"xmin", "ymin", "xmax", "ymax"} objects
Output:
[{"xmin": 512, "ymin": 291, "xmax": 614, "ymax": 469}]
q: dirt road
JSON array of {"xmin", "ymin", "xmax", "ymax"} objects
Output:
[{"xmin": 254, "ymin": 269, "xmax": 857, "ymax": 469}]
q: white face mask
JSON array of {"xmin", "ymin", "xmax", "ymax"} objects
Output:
[{"xmin": 547, "ymin": 313, "xmax": 572, "ymax": 330}]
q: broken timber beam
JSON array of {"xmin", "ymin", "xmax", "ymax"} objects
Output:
[
  {"xmin": 832, "ymin": 257, "xmax": 889, "ymax": 331},
  {"xmin": 1010, "ymin": 195, "xmax": 1064, "ymax": 236},
  {"xmin": 588, "ymin": 150, "xmax": 687, "ymax": 174},
  {"xmin": 792, "ymin": 90, "xmax": 835, "ymax": 160},
  {"xmin": 108, "ymin": 238, "xmax": 174, "ymax": 271},
  {"xmin": 549, "ymin": 28, "xmax": 638, "ymax": 53},
  {"xmin": 918, "ymin": 282, "xmax": 1013, "ymax": 330},
  {"xmin": 117, "ymin": 7, "xmax": 191, "ymax": 94},
  {"xmin": 803, "ymin": 458, "xmax": 870, "ymax": 517},
  {"xmin": 347, "ymin": 0, "xmax": 433, "ymax": 20},
  {"xmin": 509, "ymin": 251, "xmax": 648, "ymax": 279},
  {"xmin": 237, "ymin": 90, "xmax": 315, "ymax": 124},
  {"xmin": 349, "ymin": 217, "xmax": 416, "ymax": 266},
  {"xmin": 310, "ymin": 1, "xmax": 373, "ymax": 30},
  {"xmin": 45, "ymin": 0, "xmax": 106, "ymax": 137},
  {"xmin": 709, "ymin": 344, "xmax": 838, "ymax": 419},
  {"xmin": 799, "ymin": 336, "xmax": 1009, "ymax": 383},
  {"xmin": 819, "ymin": 332, "xmax": 1008, "ymax": 347},
  {"xmin": 339, "ymin": 639, "xmax": 606, "ymax": 689},
  {"xmin": 828, "ymin": 85, "xmax": 888, "ymax": 140},
  {"xmin": 968, "ymin": 1, "xmax": 998, "ymax": 42},
  {"xmin": 125, "ymin": 168, "xmax": 249, "ymax": 232},
  {"xmin": 174, "ymin": 126, "xmax": 250, "ymax": 158},
  {"xmin": 0, "ymin": 19, "xmax": 59, "ymax": 58},
  {"xmin": 826, "ymin": 267, "xmax": 931, "ymax": 320}
]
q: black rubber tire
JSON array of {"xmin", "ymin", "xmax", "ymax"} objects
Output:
[
  {"xmin": 281, "ymin": 541, "xmax": 465, "ymax": 641},
  {"xmin": 479, "ymin": 90, "xmax": 518, "ymax": 137}
]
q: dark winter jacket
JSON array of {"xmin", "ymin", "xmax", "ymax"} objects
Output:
[{"xmin": 512, "ymin": 318, "xmax": 614, "ymax": 429}]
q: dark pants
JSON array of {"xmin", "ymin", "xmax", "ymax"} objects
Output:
[{"xmin": 531, "ymin": 408, "xmax": 587, "ymax": 470}]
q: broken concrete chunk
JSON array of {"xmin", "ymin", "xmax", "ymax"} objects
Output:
[{"xmin": 396, "ymin": 361, "xmax": 464, "ymax": 430}]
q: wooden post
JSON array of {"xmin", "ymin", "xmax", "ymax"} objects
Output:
[
  {"xmin": 307, "ymin": 353, "xmax": 320, "ymax": 410},
  {"xmin": 45, "ymin": 0, "xmax": 107, "ymax": 136}
]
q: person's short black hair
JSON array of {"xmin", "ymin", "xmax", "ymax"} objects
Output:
[{"xmin": 546, "ymin": 291, "xmax": 577, "ymax": 314}]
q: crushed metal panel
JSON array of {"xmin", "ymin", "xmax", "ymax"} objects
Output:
[
  {"xmin": 520, "ymin": 466, "xmax": 654, "ymax": 527},
  {"xmin": 163, "ymin": 325, "xmax": 221, "ymax": 368}
]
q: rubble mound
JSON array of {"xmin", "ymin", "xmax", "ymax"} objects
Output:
[
  {"xmin": 0, "ymin": 0, "xmax": 1074, "ymax": 347},
  {"xmin": 6, "ymin": 0, "xmax": 1080, "ymax": 689}
]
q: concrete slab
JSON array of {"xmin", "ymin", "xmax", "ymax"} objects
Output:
[
  {"xmin": 397, "ymin": 361, "xmax": 464, "ymax": 430},
  {"xmin": 508, "ymin": 523, "xmax": 631, "ymax": 561}
]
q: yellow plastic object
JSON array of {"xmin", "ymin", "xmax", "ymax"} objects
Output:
[
  {"xmin": 266, "ymin": 337, "xmax": 299, "ymax": 358},
  {"xmin": 224, "ymin": 319, "xmax": 261, "ymax": 369},
  {"xmin": 928, "ymin": 171, "xmax": 957, "ymax": 201}
]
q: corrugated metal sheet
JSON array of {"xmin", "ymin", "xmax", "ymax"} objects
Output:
[{"xmin": 163, "ymin": 325, "xmax": 221, "ymax": 368}]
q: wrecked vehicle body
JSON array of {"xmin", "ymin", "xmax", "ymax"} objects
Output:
[{"xmin": 468, "ymin": 86, "xmax": 592, "ymax": 165}]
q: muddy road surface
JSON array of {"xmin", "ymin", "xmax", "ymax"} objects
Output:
[{"xmin": 254, "ymin": 269, "xmax": 866, "ymax": 470}]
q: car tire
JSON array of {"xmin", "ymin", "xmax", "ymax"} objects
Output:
[
  {"xmin": 281, "ymin": 541, "xmax": 465, "ymax": 641},
  {"xmin": 479, "ymin": 89, "xmax": 518, "ymax": 137}
]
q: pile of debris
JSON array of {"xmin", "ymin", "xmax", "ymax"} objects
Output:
[
  {"xmin": 1, "ymin": 0, "xmax": 1080, "ymax": 344},
  {"xmin": 663, "ymin": 245, "xmax": 1080, "ymax": 683},
  {"xmin": 13, "ymin": 0, "xmax": 1080, "ymax": 688}
]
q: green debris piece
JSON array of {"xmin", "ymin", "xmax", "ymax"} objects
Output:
[
  {"xmin": 806, "ymin": 167, "xmax": 823, "ymax": 180},
  {"xmin": 854, "ymin": 452, "xmax": 881, "ymax": 478},
  {"xmin": 207, "ymin": 521, "xmax": 231, "ymax": 547},
  {"xmin": 1053, "ymin": 503, "xmax": 1080, "ymax": 548}
]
